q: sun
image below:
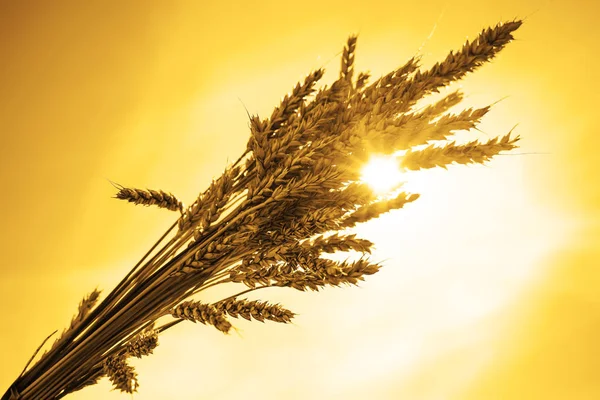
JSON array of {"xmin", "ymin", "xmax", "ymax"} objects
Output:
[{"xmin": 360, "ymin": 155, "xmax": 404, "ymax": 194}]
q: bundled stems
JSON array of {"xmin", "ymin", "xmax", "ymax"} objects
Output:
[{"xmin": 3, "ymin": 20, "xmax": 522, "ymax": 400}]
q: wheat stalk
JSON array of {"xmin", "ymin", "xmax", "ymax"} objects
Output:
[{"xmin": 2, "ymin": 20, "xmax": 523, "ymax": 400}]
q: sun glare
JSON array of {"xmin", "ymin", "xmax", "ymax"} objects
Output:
[{"xmin": 360, "ymin": 155, "xmax": 404, "ymax": 194}]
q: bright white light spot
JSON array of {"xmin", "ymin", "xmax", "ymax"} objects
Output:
[{"xmin": 360, "ymin": 155, "xmax": 404, "ymax": 194}]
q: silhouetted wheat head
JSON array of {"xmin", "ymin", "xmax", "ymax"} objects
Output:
[{"xmin": 2, "ymin": 20, "xmax": 522, "ymax": 399}]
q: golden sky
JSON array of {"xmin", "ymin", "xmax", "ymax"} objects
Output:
[{"xmin": 1, "ymin": 1, "xmax": 599, "ymax": 399}]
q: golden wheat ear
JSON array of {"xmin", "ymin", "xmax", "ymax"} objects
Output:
[
  {"xmin": 340, "ymin": 35, "xmax": 358, "ymax": 84},
  {"xmin": 110, "ymin": 180, "xmax": 184, "ymax": 212},
  {"xmin": 171, "ymin": 301, "xmax": 233, "ymax": 334},
  {"xmin": 214, "ymin": 298, "xmax": 295, "ymax": 323},
  {"xmin": 103, "ymin": 355, "xmax": 138, "ymax": 394},
  {"xmin": 400, "ymin": 133, "xmax": 520, "ymax": 171}
]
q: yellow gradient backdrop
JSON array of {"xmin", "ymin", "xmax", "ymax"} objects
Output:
[{"xmin": 1, "ymin": 1, "xmax": 598, "ymax": 399}]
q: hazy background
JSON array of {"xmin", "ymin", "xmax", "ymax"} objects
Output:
[{"xmin": 1, "ymin": 1, "xmax": 598, "ymax": 399}]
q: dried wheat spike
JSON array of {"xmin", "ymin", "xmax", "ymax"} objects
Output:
[
  {"xmin": 171, "ymin": 301, "xmax": 232, "ymax": 334},
  {"xmin": 113, "ymin": 184, "xmax": 183, "ymax": 212},
  {"xmin": 69, "ymin": 289, "xmax": 101, "ymax": 330},
  {"xmin": 178, "ymin": 164, "xmax": 239, "ymax": 231},
  {"xmin": 307, "ymin": 233, "xmax": 374, "ymax": 254},
  {"xmin": 401, "ymin": 133, "xmax": 520, "ymax": 170},
  {"xmin": 214, "ymin": 298, "xmax": 295, "ymax": 323},
  {"xmin": 231, "ymin": 257, "xmax": 381, "ymax": 291},
  {"xmin": 126, "ymin": 330, "xmax": 159, "ymax": 358},
  {"xmin": 403, "ymin": 20, "xmax": 522, "ymax": 107},
  {"xmin": 342, "ymin": 193, "xmax": 420, "ymax": 227},
  {"xmin": 259, "ymin": 69, "xmax": 325, "ymax": 137},
  {"xmin": 340, "ymin": 35, "xmax": 358, "ymax": 83},
  {"xmin": 284, "ymin": 258, "xmax": 382, "ymax": 291},
  {"xmin": 103, "ymin": 355, "xmax": 138, "ymax": 394},
  {"xmin": 48, "ymin": 289, "xmax": 101, "ymax": 353}
]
